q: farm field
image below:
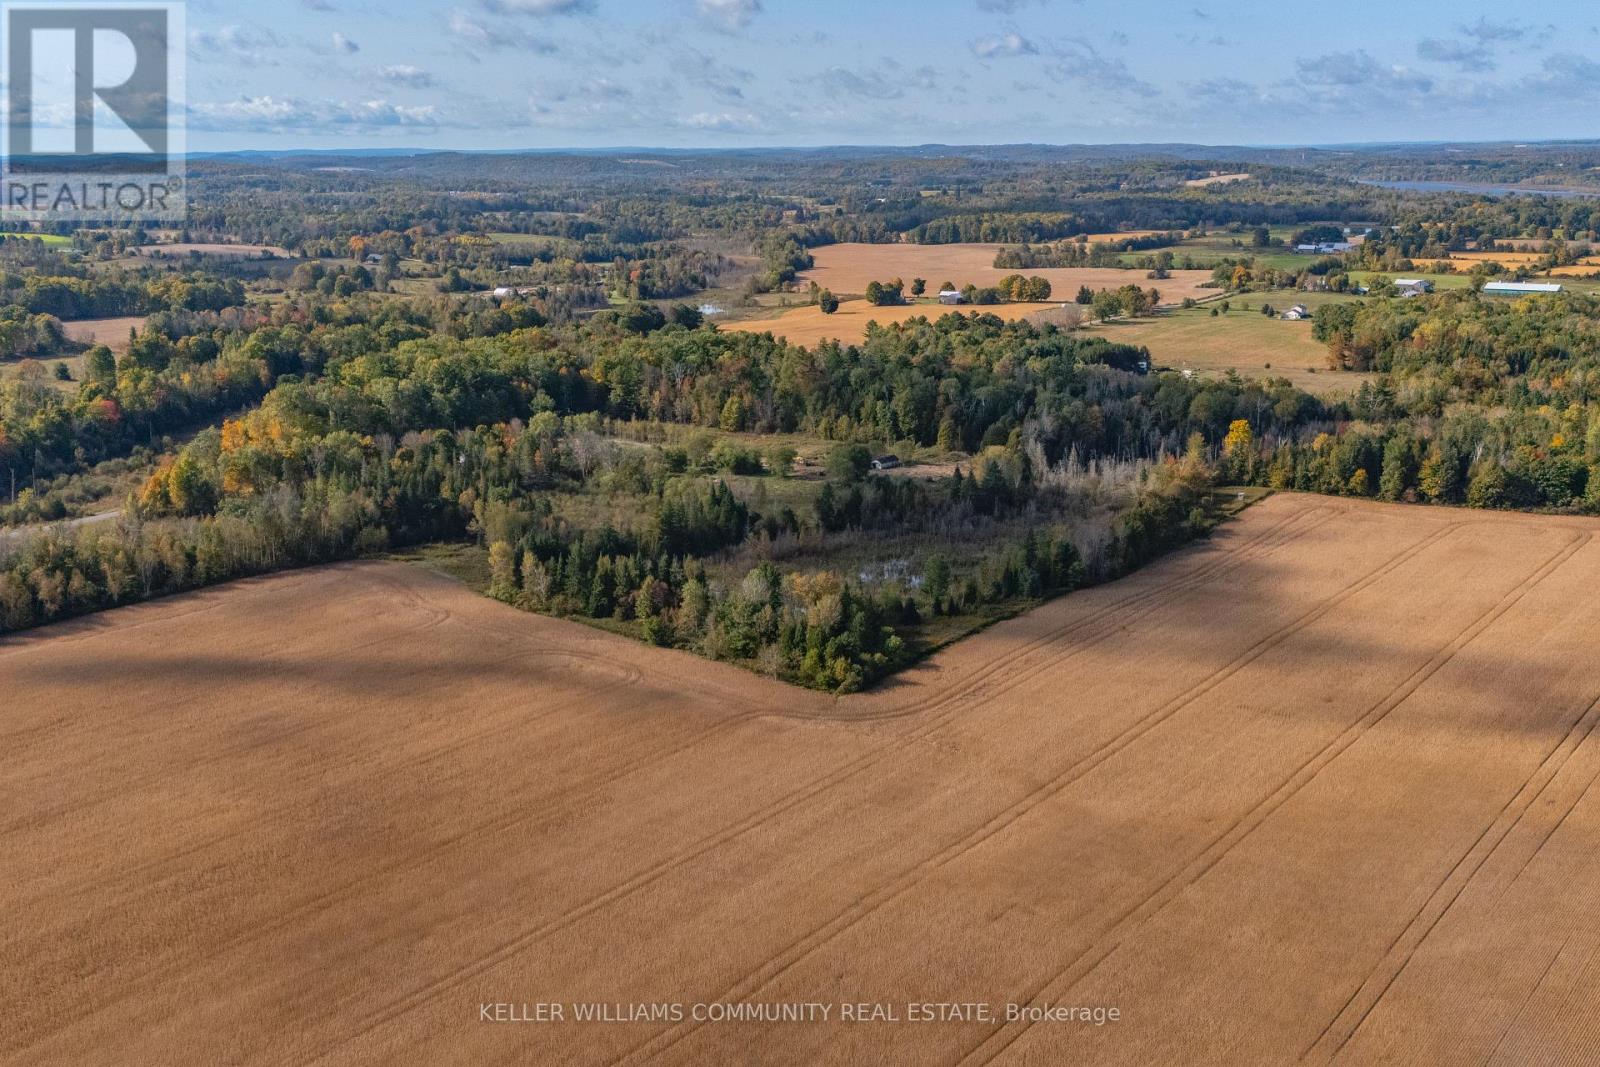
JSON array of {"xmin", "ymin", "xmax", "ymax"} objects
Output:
[
  {"xmin": 133, "ymin": 242, "xmax": 292, "ymax": 259},
  {"xmin": 1083, "ymin": 292, "xmax": 1371, "ymax": 395},
  {"xmin": 1126, "ymin": 229, "xmax": 1324, "ymax": 272},
  {"xmin": 0, "ymin": 232, "xmax": 70, "ymax": 246},
  {"xmin": 7, "ymin": 495, "xmax": 1600, "ymax": 1064},
  {"xmin": 721, "ymin": 298, "xmax": 1059, "ymax": 347},
  {"xmin": 61, "ymin": 316, "xmax": 147, "ymax": 355},
  {"xmin": 1183, "ymin": 172, "xmax": 1251, "ymax": 186},
  {"xmin": 797, "ymin": 243, "xmax": 1216, "ymax": 303}
]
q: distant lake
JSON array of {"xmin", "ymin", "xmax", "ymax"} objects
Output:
[{"xmin": 1365, "ymin": 179, "xmax": 1600, "ymax": 200}]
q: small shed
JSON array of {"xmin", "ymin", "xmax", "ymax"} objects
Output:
[{"xmin": 870, "ymin": 455, "xmax": 902, "ymax": 471}]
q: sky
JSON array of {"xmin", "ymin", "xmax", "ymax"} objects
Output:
[{"xmin": 170, "ymin": 0, "xmax": 1600, "ymax": 151}]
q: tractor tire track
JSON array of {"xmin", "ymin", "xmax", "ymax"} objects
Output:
[
  {"xmin": 960, "ymin": 530, "xmax": 1588, "ymax": 1067},
  {"xmin": 608, "ymin": 521, "xmax": 1461, "ymax": 1067},
  {"xmin": 290, "ymin": 502, "xmax": 1339, "ymax": 1066}
]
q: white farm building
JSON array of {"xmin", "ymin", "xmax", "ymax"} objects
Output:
[{"xmin": 1482, "ymin": 281, "xmax": 1563, "ymax": 295}]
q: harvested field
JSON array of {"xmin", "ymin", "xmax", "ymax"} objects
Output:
[
  {"xmin": 1183, "ymin": 172, "xmax": 1251, "ymax": 187},
  {"xmin": 721, "ymin": 299, "xmax": 1058, "ymax": 347},
  {"xmin": 135, "ymin": 242, "xmax": 291, "ymax": 259},
  {"xmin": 798, "ymin": 243, "xmax": 1215, "ymax": 303},
  {"xmin": 7, "ymin": 495, "xmax": 1600, "ymax": 1065},
  {"xmin": 61, "ymin": 316, "xmax": 147, "ymax": 355},
  {"xmin": 1080, "ymin": 230, "xmax": 1165, "ymax": 242},
  {"xmin": 1448, "ymin": 250, "xmax": 1544, "ymax": 266}
]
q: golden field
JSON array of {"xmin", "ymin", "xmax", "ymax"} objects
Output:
[
  {"xmin": 6, "ymin": 495, "xmax": 1600, "ymax": 1063},
  {"xmin": 134, "ymin": 242, "xmax": 292, "ymax": 259},
  {"xmin": 1079, "ymin": 230, "xmax": 1166, "ymax": 242},
  {"xmin": 60, "ymin": 316, "xmax": 148, "ymax": 355},
  {"xmin": 796, "ymin": 243, "xmax": 1216, "ymax": 302},
  {"xmin": 721, "ymin": 299, "xmax": 1059, "ymax": 347},
  {"xmin": 1448, "ymin": 250, "xmax": 1544, "ymax": 265},
  {"xmin": 1182, "ymin": 172, "xmax": 1251, "ymax": 187}
]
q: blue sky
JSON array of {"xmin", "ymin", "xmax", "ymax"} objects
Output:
[{"xmin": 179, "ymin": 0, "xmax": 1600, "ymax": 150}]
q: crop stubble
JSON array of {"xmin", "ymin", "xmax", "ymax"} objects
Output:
[{"xmin": 5, "ymin": 494, "xmax": 1600, "ymax": 1065}]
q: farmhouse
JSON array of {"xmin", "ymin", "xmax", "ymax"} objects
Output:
[
  {"xmin": 1483, "ymin": 281, "xmax": 1563, "ymax": 295},
  {"xmin": 1282, "ymin": 304, "xmax": 1311, "ymax": 321},
  {"xmin": 1394, "ymin": 278, "xmax": 1434, "ymax": 296},
  {"xmin": 938, "ymin": 289, "xmax": 965, "ymax": 305}
]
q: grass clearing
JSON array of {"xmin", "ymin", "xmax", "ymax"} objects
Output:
[
  {"xmin": 61, "ymin": 316, "xmax": 147, "ymax": 355},
  {"xmin": 0, "ymin": 231, "xmax": 71, "ymax": 246},
  {"xmin": 1082, "ymin": 291, "xmax": 1372, "ymax": 395}
]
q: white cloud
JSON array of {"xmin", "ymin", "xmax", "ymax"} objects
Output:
[
  {"xmin": 1459, "ymin": 17, "xmax": 1527, "ymax": 43},
  {"xmin": 971, "ymin": 32, "xmax": 1038, "ymax": 59},
  {"xmin": 480, "ymin": 0, "xmax": 595, "ymax": 15},
  {"xmin": 677, "ymin": 49, "xmax": 755, "ymax": 101},
  {"xmin": 1296, "ymin": 50, "xmax": 1432, "ymax": 95},
  {"xmin": 332, "ymin": 32, "xmax": 360, "ymax": 54},
  {"xmin": 818, "ymin": 66, "xmax": 903, "ymax": 100},
  {"xmin": 448, "ymin": 9, "xmax": 560, "ymax": 53},
  {"xmin": 697, "ymin": 0, "xmax": 762, "ymax": 32},
  {"xmin": 681, "ymin": 110, "xmax": 764, "ymax": 132},
  {"xmin": 378, "ymin": 65, "xmax": 436, "ymax": 89},
  {"xmin": 190, "ymin": 96, "xmax": 440, "ymax": 132},
  {"xmin": 1045, "ymin": 39, "xmax": 1158, "ymax": 97},
  {"xmin": 1416, "ymin": 37, "xmax": 1493, "ymax": 73},
  {"xmin": 190, "ymin": 24, "xmax": 284, "ymax": 66}
]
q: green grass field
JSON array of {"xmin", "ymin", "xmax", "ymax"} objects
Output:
[
  {"xmin": 1119, "ymin": 230, "xmax": 1345, "ymax": 273},
  {"xmin": 1084, "ymin": 291, "xmax": 1374, "ymax": 396},
  {"xmin": 0, "ymin": 232, "xmax": 71, "ymax": 246},
  {"xmin": 1348, "ymin": 270, "xmax": 1475, "ymax": 291}
]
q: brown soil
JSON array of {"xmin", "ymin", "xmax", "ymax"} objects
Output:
[{"xmin": 5, "ymin": 495, "xmax": 1600, "ymax": 1064}]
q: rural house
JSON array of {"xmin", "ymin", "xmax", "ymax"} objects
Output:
[
  {"xmin": 1282, "ymin": 304, "xmax": 1311, "ymax": 321},
  {"xmin": 1394, "ymin": 278, "xmax": 1434, "ymax": 296},
  {"xmin": 871, "ymin": 455, "xmax": 902, "ymax": 471},
  {"xmin": 938, "ymin": 289, "xmax": 965, "ymax": 305}
]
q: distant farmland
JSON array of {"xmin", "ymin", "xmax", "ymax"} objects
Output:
[
  {"xmin": 1083, "ymin": 293, "xmax": 1372, "ymax": 395},
  {"xmin": 797, "ymin": 243, "xmax": 1216, "ymax": 303},
  {"xmin": 8, "ymin": 496, "xmax": 1600, "ymax": 1064},
  {"xmin": 61, "ymin": 316, "xmax": 148, "ymax": 355},
  {"xmin": 721, "ymin": 299, "xmax": 1059, "ymax": 347}
]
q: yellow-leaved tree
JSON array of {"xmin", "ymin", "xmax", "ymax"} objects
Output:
[{"xmin": 1222, "ymin": 419, "xmax": 1255, "ymax": 482}]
